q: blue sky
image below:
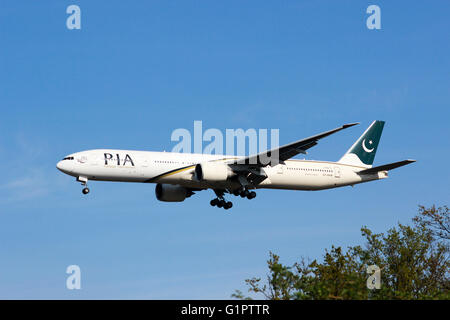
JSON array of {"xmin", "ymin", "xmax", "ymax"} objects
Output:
[{"xmin": 0, "ymin": 1, "xmax": 449, "ymax": 299}]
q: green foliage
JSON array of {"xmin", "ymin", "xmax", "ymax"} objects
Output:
[
  {"xmin": 295, "ymin": 246, "xmax": 368, "ymax": 300},
  {"xmin": 413, "ymin": 205, "xmax": 449, "ymax": 240},
  {"xmin": 233, "ymin": 205, "xmax": 449, "ymax": 300}
]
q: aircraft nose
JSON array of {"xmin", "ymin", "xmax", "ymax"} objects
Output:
[
  {"xmin": 56, "ymin": 160, "xmax": 73, "ymax": 173},
  {"xmin": 56, "ymin": 160, "xmax": 66, "ymax": 172}
]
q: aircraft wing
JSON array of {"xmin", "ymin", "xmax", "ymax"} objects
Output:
[{"xmin": 229, "ymin": 122, "xmax": 359, "ymax": 167}]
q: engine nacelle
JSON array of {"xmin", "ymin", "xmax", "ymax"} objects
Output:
[
  {"xmin": 195, "ymin": 162, "xmax": 233, "ymax": 182},
  {"xmin": 155, "ymin": 183, "xmax": 188, "ymax": 202}
]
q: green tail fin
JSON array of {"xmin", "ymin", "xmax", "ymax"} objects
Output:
[{"xmin": 339, "ymin": 120, "xmax": 385, "ymax": 167}]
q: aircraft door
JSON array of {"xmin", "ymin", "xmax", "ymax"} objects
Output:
[
  {"xmin": 277, "ymin": 164, "xmax": 284, "ymax": 174},
  {"xmin": 140, "ymin": 155, "xmax": 148, "ymax": 177},
  {"xmin": 334, "ymin": 166, "xmax": 341, "ymax": 178},
  {"xmin": 90, "ymin": 153, "xmax": 99, "ymax": 166}
]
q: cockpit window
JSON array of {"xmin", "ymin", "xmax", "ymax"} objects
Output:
[{"xmin": 62, "ymin": 157, "xmax": 74, "ymax": 160}]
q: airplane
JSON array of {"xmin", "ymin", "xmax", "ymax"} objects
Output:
[{"xmin": 56, "ymin": 120, "xmax": 415, "ymax": 210}]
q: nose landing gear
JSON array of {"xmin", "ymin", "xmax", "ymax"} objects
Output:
[{"xmin": 77, "ymin": 176, "xmax": 90, "ymax": 195}]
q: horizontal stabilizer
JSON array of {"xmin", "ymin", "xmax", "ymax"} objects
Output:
[{"xmin": 358, "ymin": 160, "xmax": 416, "ymax": 175}]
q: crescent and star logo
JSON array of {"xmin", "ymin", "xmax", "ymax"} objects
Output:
[{"xmin": 362, "ymin": 139, "xmax": 375, "ymax": 153}]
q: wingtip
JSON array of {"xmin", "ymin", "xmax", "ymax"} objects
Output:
[{"xmin": 343, "ymin": 122, "xmax": 360, "ymax": 128}]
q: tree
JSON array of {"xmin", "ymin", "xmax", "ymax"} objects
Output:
[
  {"xmin": 413, "ymin": 205, "xmax": 449, "ymax": 240},
  {"xmin": 231, "ymin": 252, "xmax": 300, "ymax": 300},
  {"xmin": 354, "ymin": 223, "xmax": 449, "ymax": 299},
  {"xmin": 233, "ymin": 205, "xmax": 449, "ymax": 300}
]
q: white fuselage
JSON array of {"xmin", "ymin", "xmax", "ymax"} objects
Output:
[{"xmin": 56, "ymin": 149, "xmax": 387, "ymax": 191}]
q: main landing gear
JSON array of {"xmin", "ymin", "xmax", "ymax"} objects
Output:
[
  {"xmin": 211, "ymin": 189, "xmax": 233, "ymax": 210},
  {"xmin": 77, "ymin": 176, "xmax": 90, "ymax": 195},
  {"xmin": 232, "ymin": 187, "xmax": 256, "ymax": 200},
  {"xmin": 210, "ymin": 187, "xmax": 257, "ymax": 210},
  {"xmin": 210, "ymin": 198, "xmax": 233, "ymax": 210}
]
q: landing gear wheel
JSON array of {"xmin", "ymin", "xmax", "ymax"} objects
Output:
[
  {"xmin": 212, "ymin": 190, "xmax": 233, "ymax": 210},
  {"xmin": 247, "ymin": 191, "xmax": 256, "ymax": 199},
  {"xmin": 82, "ymin": 187, "xmax": 90, "ymax": 195},
  {"xmin": 240, "ymin": 189, "xmax": 249, "ymax": 198},
  {"xmin": 224, "ymin": 201, "xmax": 233, "ymax": 210}
]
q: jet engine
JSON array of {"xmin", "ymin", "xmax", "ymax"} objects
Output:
[
  {"xmin": 155, "ymin": 183, "xmax": 189, "ymax": 202},
  {"xmin": 194, "ymin": 162, "xmax": 234, "ymax": 182}
]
